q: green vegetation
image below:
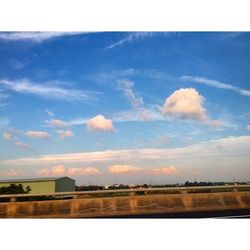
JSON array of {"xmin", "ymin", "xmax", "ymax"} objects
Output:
[{"xmin": 0, "ymin": 184, "xmax": 31, "ymax": 195}]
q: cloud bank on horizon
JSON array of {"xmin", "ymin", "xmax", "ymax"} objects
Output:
[{"xmin": 0, "ymin": 32, "xmax": 250, "ymax": 184}]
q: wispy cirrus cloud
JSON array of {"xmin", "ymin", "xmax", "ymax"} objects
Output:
[
  {"xmin": 0, "ymin": 32, "xmax": 84, "ymax": 43},
  {"xmin": 9, "ymin": 59, "xmax": 29, "ymax": 69},
  {"xmin": 180, "ymin": 75, "xmax": 250, "ymax": 97},
  {"xmin": 114, "ymin": 79, "xmax": 162, "ymax": 122},
  {"xmin": 106, "ymin": 32, "xmax": 171, "ymax": 49},
  {"xmin": 88, "ymin": 68, "xmax": 169, "ymax": 83},
  {"xmin": 45, "ymin": 109, "xmax": 55, "ymax": 117},
  {"xmin": 0, "ymin": 79, "xmax": 100, "ymax": 103}
]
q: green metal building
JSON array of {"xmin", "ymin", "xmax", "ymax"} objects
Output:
[{"xmin": 0, "ymin": 176, "xmax": 76, "ymax": 194}]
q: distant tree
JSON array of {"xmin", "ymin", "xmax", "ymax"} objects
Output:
[{"xmin": 0, "ymin": 184, "xmax": 31, "ymax": 194}]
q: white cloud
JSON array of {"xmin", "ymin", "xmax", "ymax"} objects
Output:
[
  {"xmin": 162, "ymin": 88, "xmax": 206, "ymax": 121},
  {"xmin": 2, "ymin": 132, "xmax": 13, "ymax": 140},
  {"xmin": 108, "ymin": 164, "xmax": 178, "ymax": 175},
  {"xmin": 112, "ymin": 108, "xmax": 163, "ymax": 122},
  {"xmin": 38, "ymin": 165, "xmax": 101, "ymax": 177},
  {"xmin": 86, "ymin": 114, "xmax": 115, "ymax": 132},
  {"xmin": 0, "ymin": 169, "xmax": 22, "ymax": 177},
  {"xmin": 15, "ymin": 141, "xmax": 32, "ymax": 150},
  {"xmin": 9, "ymin": 59, "xmax": 29, "ymax": 69},
  {"xmin": 0, "ymin": 79, "xmax": 99, "ymax": 103},
  {"xmin": 89, "ymin": 68, "xmax": 168, "ymax": 83},
  {"xmin": 40, "ymin": 165, "xmax": 65, "ymax": 176},
  {"xmin": 247, "ymin": 125, "xmax": 250, "ymax": 131},
  {"xmin": 67, "ymin": 167, "xmax": 101, "ymax": 176},
  {"xmin": 114, "ymin": 79, "xmax": 162, "ymax": 122},
  {"xmin": 106, "ymin": 32, "xmax": 170, "ymax": 49},
  {"xmin": 57, "ymin": 129, "xmax": 74, "ymax": 139},
  {"xmin": 46, "ymin": 118, "xmax": 67, "ymax": 128},
  {"xmin": 162, "ymin": 88, "xmax": 222, "ymax": 127},
  {"xmin": 180, "ymin": 75, "xmax": 250, "ymax": 97},
  {"xmin": 117, "ymin": 79, "xmax": 144, "ymax": 108},
  {"xmin": 150, "ymin": 166, "xmax": 177, "ymax": 175},
  {"xmin": 2, "ymin": 136, "xmax": 249, "ymax": 181},
  {"xmin": 65, "ymin": 117, "xmax": 88, "ymax": 126},
  {"xmin": 108, "ymin": 164, "xmax": 142, "ymax": 174},
  {"xmin": 3, "ymin": 135, "xmax": 250, "ymax": 168},
  {"xmin": 0, "ymin": 32, "xmax": 84, "ymax": 43},
  {"xmin": 45, "ymin": 109, "xmax": 55, "ymax": 117},
  {"xmin": 25, "ymin": 130, "xmax": 50, "ymax": 139}
]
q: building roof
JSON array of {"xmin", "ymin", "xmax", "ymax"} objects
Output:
[{"xmin": 0, "ymin": 176, "xmax": 75, "ymax": 183}]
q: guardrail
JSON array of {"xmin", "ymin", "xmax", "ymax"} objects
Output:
[
  {"xmin": 1, "ymin": 185, "xmax": 250, "ymax": 218},
  {"xmin": 0, "ymin": 184, "xmax": 250, "ymax": 200}
]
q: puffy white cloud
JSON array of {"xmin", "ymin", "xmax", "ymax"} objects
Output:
[
  {"xmin": 46, "ymin": 119, "xmax": 67, "ymax": 128},
  {"xmin": 162, "ymin": 88, "xmax": 221, "ymax": 127},
  {"xmin": 2, "ymin": 132, "xmax": 13, "ymax": 140},
  {"xmin": 25, "ymin": 130, "xmax": 50, "ymax": 139},
  {"xmin": 247, "ymin": 125, "xmax": 250, "ymax": 131},
  {"xmin": 108, "ymin": 164, "xmax": 178, "ymax": 175},
  {"xmin": 51, "ymin": 165, "xmax": 65, "ymax": 176},
  {"xmin": 67, "ymin": 167, "xmax": 101, "ymax": 176},
  {"xmin": 86, "ymin": 114, "xmax": 114, "ymax": 132},
  {"xmin": 0, "ymin": 169, "xmax": 22, "ymax": 177},
  {"xmin": 57, "ymin": 129, "xmax": 74, "ymax": 139},
  {"xmin": 38, "ymin": 165, "xmax": 65, "ymax": 176},
  {"xmin": 37, "ymin": 168, "xmax": 51, "ymax": 176},
  {"xmin": 162, "ymin": 88, "xmax": 206, "ymax": 121},
  {"xmin": 150, "ymin": 166, "xmax": 177, "ymax": 175},
  {"xmin": 38, "ymin": 165, "xmax": 101, "ymax": 176},
  {"xmin": 109, "ymin": 164, "xmax": 142, "ymax": 174},
  {"xmin": 15, "ymin": 141, "xmax": 32, "ymax": 150}
]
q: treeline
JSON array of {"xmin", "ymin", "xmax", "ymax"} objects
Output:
[
  {"xmin": 0, "ymin": 184, "xmax": 31, "ymax": 195},
  {"xmin": 76, "ymin": 181, "xmax": 250, "ymax": 191}
]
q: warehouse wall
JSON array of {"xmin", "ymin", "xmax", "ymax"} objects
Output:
[
  {"xmin": 0, "ymin": 181, "xmax": 55, "ymax": 194},
  {"xmin": 55, "ymin": 178, "xmax": 75, "ymax": 192}
]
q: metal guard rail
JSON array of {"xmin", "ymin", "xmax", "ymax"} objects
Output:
[{"xmin": 0, "ymin": 184, "xmax": 250, "ymax": 199}]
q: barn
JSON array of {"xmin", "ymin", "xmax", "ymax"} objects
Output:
[{"xmin": 0, "ymin": 176, "xmax": 76, "ymax": 194}]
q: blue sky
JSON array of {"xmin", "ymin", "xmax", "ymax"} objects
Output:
[{"xmin": 0, "ymin": 32, "xmax": 250, "ymax": 185}]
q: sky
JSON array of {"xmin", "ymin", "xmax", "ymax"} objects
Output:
[{"xmin": 0, "ymin": 32, "xmax": 250, "ymax": 185}]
